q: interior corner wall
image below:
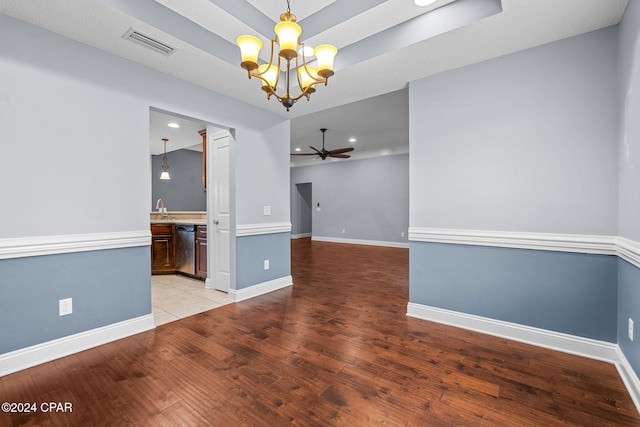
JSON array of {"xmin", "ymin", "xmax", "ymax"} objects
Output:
[
  {"xmin": 408, "ymin": 26, "xmax": 619, "ymax": 341},
  {"xmin": 290, "ymin": 154, "xmax": 410, "ymax": 244},
  {"xmin": 617, "ymin": 0, "xmax": 640, "ymax": 374},
  {"xmin": 234, "ymin": 121, "xmax": 292, "ymax": 290}
]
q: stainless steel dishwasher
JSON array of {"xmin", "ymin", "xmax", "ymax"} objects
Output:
[{"xmin": 175, "ymin": 224, "xmax": 195, "ymax": 276}]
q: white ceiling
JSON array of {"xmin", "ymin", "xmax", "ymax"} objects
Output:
[{"xmin": 0, "ymin": 0, "xmax": 630, "ymax": 163}]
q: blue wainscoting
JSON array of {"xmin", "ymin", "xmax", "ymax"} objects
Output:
[
  {"xmin": 409, "ymin": 242, "xmax": 618, "ymax": 342},
  {"xmin": 619, "ymin": 258, "xmax": 640, "ymax": 375},
  {"xmin": 236, "ymin": 232, "xmax": 291, "ymax": 290},
  {"xmin": 0, "ymin": 247, "xmax": 151, "ymax": 354}
]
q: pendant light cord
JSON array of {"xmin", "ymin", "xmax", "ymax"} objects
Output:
[{"xmin": 286, "ymin": 0, "xmax": 290, "ymax": 14}]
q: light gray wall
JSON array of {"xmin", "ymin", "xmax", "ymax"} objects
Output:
[
  {"xmin": 408, "ymin": 27, "xmax": 619, "ymax": 342},
  {"xmin": 151, "ymin": 149, "xmax": 206, "ymax": 212},
  {"xmin": 410, "ymin": 27, "xmax": 619, "ymax": 236},
  {"xmin": 617, "ymin": 0, "xmax": 640, "ymax": 376},
  {"xmin": 234, "ymin": 121, "xmax": 292, "ymax": 289},
  {"xmin": 236, "ymin": 122, "xmax": 291, "ymax": 226},
  {"xmin": 618, "ymin": 0, "xmax": 640, "ymax": 243},
  {"xmin": 293, "ymin": 183, "xmax": 312, "ymax": 236},
  {"xmin": 291, "ymin": 154, "xmax": 409, "ymax": 244},
  {"xmin": 0, "ymin": 14, "xmax": 288, "ymax": 355}
]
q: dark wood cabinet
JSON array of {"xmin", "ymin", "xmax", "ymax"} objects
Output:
[
  {"xmin": 151, "ymin": 224, "xmax": 175, "ymax": 274},
  {"xmin": 195, "ymin": 225, "xmax": 207, "ymax": 279}
]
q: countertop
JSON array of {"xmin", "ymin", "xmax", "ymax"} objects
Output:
[
  {"xmin": 150, "ymin": 211, "xmax": 207, "ymax": 226},
  {"xmin": 151, "ymin": 219, "xmax": 207, "ymax": 225}
]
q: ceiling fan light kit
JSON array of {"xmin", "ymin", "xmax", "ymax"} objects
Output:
[
  {"xmin": 236, "ymin": 0, "xmax": 338, "ymax": 111},
  {"xmin": 291, "ymin": 128, "xmax": 354, "ymax": 160}
]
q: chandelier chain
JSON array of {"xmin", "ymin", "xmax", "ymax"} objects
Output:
[{"xmin": 286, "ymin": 0, "xmax": 290, "ymax": 14}]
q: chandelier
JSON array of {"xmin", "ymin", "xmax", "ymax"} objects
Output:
[{"xmin": 236, "ymin": 0, "xmax": 338, "ymax": 111}]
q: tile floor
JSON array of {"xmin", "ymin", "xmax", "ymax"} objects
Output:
[{"xmin": 151, "ymin": 274, "xmax": 232, "ymax": 326}]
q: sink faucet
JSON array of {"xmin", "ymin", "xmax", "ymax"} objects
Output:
[{"xmin": 155, "ymin": 198, "xmax": 167, "ymax": 219}]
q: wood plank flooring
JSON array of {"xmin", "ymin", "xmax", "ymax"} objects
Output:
[{"xmin": 2, "ymin": 238, "xmax": 639, "ymax": 426}]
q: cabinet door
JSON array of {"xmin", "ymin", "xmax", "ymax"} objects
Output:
[
  {"xmin": 151, "ymin": 224, "xmax": 175, "ymax": 274},
  {"xmin": 152, "ymin": 236, "xmax": 174, "ymax": 273},
  {"xmin": 195, "ymin": 227, "xmax": 207, "ymax": 279}
]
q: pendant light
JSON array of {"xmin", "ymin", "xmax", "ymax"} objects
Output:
[{"xmin": 160, "ymin": 138, "xmax": 171, "ymax": 180}]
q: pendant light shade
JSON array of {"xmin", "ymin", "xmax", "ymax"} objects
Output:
[{"xmin": 160, "ymin": 138, "xmax": 171, "ymax": 180}]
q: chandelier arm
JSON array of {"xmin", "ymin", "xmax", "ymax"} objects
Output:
[
  {"xmin": 249, "ymin": 40, "xmax": 277, "ymax": 80},
  {"xmin": 274, "ymin": 54, "xmax": 282, "ymax": 89},
  {"xmin": 299, "ymin": 46, "xmax": 327, "ymax": 86}
]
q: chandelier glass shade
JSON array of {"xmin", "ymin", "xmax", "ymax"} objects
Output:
[{"xmin": 236, "ymin": 1, "xmax": 338, "ymax": 111}]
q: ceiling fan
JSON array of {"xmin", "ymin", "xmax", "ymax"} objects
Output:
[{"xmin": 291, "ymin": 128, "xmax": 354, "ymax": 160}]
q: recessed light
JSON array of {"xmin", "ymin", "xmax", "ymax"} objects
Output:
[
  {"xmin": 294, "ymin": 147, "xmax": 301, "ymax": 152},
  {"xmin": 349, "ymin": 137, "xmax": 356, "ymax": 143},
  {"xmin": 414, "ymin": 0, "xmax": 436, "ymax": 6},
  {"xmin": 167, "ymin": 122, "xmax": 180, "ymax": 128}
]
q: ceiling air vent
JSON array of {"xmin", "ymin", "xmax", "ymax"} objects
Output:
[{"xmin": 123, "ymin": 28, "xmax": 175, "ymax": 56}]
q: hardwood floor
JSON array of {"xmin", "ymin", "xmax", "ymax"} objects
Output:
[{"xmin": 2, "ymin": 238, "xmax": 639, "ymax": 426}]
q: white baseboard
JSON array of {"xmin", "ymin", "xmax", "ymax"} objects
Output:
[
  {"xmin": 0, "ymin": 314, "xmax": 155, "ymax": 377},
  {"xmin": 407, "ymin": 303, "xmax": 640, "ymax": 414},
  {"xmin": 312, "ymin": 236, "xmax": 409, "ymax": 249},
  {"xmin": 615, "ymin": 347, "xmax": 640, "ymax": 412},
  {"xmin": 291, "ymin": 233, "xmax": 312, "ymax": 239},
  {"xmin": 228, "ymin": 275, "xmax": 293, "ymax": 302},
  {"xmin": 406, "ymin": 303, "xmax": 618, "ymax": 362}
]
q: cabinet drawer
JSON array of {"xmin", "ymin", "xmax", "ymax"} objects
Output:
[
  {"xmin": 196, "ymin": 225, "xmax": 207, "ymax": 239},
  {"xmin": 151, "ymin": 224, "xmax": 174, "ymax": 235}
]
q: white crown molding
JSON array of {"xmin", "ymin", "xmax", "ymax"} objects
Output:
[
  {"xmin": 0, "ymin": 231, "xmax": 151, "ymax": 260},
  {"xmin": 228, "ymin": 275, "xmax": 292, "ymax": 302},
  {"xmin": 236, "ymin": 222, "xmax": 291, "ymax": 237},
  {"xmin": 0, "ymin": 314, "xmax": 154, "ymax": 376},
  {"xmin": 312, "ymin": 236, "xmax": 410, "ymax": 248}
]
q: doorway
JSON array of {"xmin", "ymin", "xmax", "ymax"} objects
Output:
[
  {"xmin": 149, "ymin": 108, "xmax": 232, "ymax": 295},
  {"xmin": 294, "ymin": 182, "xmax": 312, "ymax": 238}
]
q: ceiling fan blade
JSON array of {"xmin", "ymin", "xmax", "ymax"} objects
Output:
[
  {"xmin": 329, "ymin": 154, "xmax": 351, "ymax": 158},
  {"xmin": 309, "ymin": 146, "xmax": 322, "ymax": 154},
  {"xmin": 327, "ymin": 147, "xmax": 355, "ymax": 155}
]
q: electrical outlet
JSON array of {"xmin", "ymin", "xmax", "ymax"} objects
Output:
[
  {"xmin": 629, "ymin": 318, "xmax": 634, "ymax": 341},
  {"xmin": 401, "ymin": 231, "xmax": 405, "ymax": 237},
  {"xmin": 264, "ymin": 259, "xmax": 270, "ymax": 270},
  {"xmin": 341, "ymin": 229, "xmax": 346, "ymax": 234},
  {"xmin": 59, "ymin": 298, "xmax": 73, "ymax": 316},
  {"xmin": 263, "ymin": 206, "xmax": 271, "ymax": 216}
]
